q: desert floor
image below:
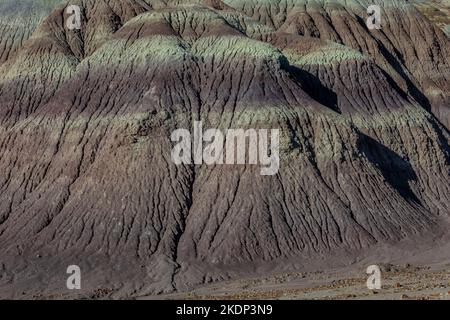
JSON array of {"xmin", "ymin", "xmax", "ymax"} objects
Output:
[{"xmin": 143, "ymin": 263, "xmax": 450, "ymax": 300}]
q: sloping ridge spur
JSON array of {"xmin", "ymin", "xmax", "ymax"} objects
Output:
[{"xmin": 0, "ymin": 0, "xmax": 448, "ymax": 299}]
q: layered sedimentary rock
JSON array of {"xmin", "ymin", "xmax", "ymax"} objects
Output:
[{"xmin": 0, "ymin": 0, "xmax": 448, "ymax": 298}]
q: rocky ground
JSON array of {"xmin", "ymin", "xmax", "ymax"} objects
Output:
[{"xmin": 0, "ymin": 0, "xmax": 448, "ymax": 299}]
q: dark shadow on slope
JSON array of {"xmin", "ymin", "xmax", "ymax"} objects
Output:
[
  {"xmin": 378, "ymin": 42, "xmax": 432, "ymax": 112},
  {"xmin": 285, "ymin": 62, "xmax": 340, "ymax": 114},
  {"xmin": 354, "ymin": 15, "xmax": 433, "ymax": 113},
  {"xmin": 358, "ymin": 133, "xmax": 422, "ymax": 204}
]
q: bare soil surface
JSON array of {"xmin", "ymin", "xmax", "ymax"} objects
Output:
[{"xmin": 0, "ymin": 0, "xmax": 448, "ymax": 299}]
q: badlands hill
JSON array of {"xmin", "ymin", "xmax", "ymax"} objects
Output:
[{"xmin": 0, "ymin": 0, "xmax": 449, "ymax": 298}]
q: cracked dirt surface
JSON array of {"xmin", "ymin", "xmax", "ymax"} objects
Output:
[{"xmin": 0, "ymin": 0, "xmax": 448, "ymax": 299}]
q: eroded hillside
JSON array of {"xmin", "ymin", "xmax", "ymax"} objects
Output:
[{"xmin": 0, "ymin": 0, "xmax": 448, "ymax": 299}]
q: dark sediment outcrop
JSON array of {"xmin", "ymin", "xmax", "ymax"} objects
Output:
[{"xmin": 0, "ymin": 0, "xmax": 448, "ymax": 299}]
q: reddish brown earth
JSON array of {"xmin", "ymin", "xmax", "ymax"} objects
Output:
[{"xmin": 0, "ymin": 0, "xmax": 448, "ymax": 299}]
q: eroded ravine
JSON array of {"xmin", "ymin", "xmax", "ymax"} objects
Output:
[{"xmin": 0, "ymin": 0, "xmax": 448, "ymax": 299}]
